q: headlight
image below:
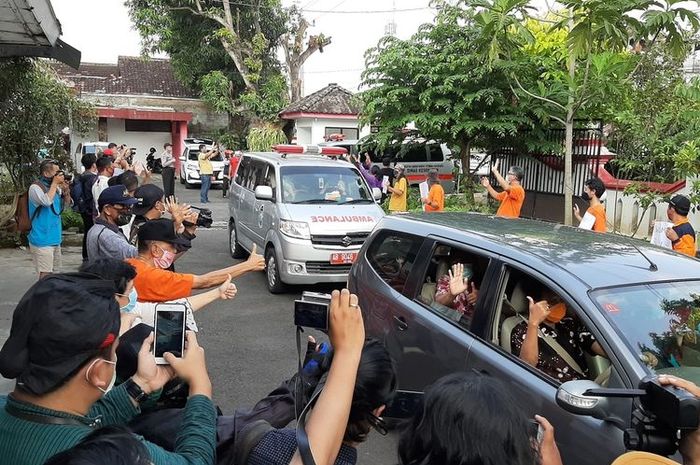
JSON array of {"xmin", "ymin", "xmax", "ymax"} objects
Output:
[{"xmin": 279, "ymin": 220, "xmax": 310, "ymax": 240}]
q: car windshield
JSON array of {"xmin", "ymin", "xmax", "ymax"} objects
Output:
[
  {"xmin": 188, "ymin": 149, "xmax": 223, "ymax": 162},
  {"xmin": 280, "ymin": 165, "xmax": 372, "ymax": 204},
  {"xmin": 592, "ymin": 281, "xmax": 700, "ymax": 383}
]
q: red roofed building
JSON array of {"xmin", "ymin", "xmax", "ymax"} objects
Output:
[
  {"xmin": 279, "ymin": 83, "xmax": 368, "ymax": 145},
  {"xmin": 51, "ymin": 56, "xmax": 227, "ymax": 171}
]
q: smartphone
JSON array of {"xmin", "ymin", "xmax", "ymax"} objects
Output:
[
  {"xmin": 529, "ymin": 419, "xmax": 544, "ymax": 443},
  {"xmin": 153, "ymin": 303, "xmax": 187, "ymax": 364},
  {"xmin": 384, "ymin": 390, "xmax": 423, "ymax": 419}
]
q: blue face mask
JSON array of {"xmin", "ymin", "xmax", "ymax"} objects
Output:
[{"xmin": 120, "ymin": 288, "xmax": 138, "ymax": 313}]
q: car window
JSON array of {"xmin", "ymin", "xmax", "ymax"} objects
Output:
[
  {"xmin": 235, "ymin": 157, "xmax": 252, "ymax": 190},
  {"xmin": 398, "ymin": 143, "xmax": 428, "ymax": 163},
  {"xmin": 591, "ymin": 281, "xmax": 700, "ymax": 385},
  {"xmin": 428, "ymin": 144, "xmax": 444, "ymax": 162},
  {"xmin": 280, "ymin": 165, "xmax": 373, "ymax": 204},
  {"xmin": 415, "ymin": 244, "xmax": 490, "ymax": 331},
  {"xmin": 367, "ymin": 231, "xmax": 423, "ymax": 294},
  {"xmin": 493, "ymin": 268, "xmax": 611, "ymax": 385}
]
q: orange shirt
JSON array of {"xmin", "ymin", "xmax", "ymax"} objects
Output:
[
  {"xmin": 126, "ymin": 258, "xmax": 194, "ymax": 302},
  {"xmin": 672, "ymin": 219, "xmax": 697, "ymax": 258},
  {"xmin": 425, "ymin": 184, "xmax": 445, "ymax": 212},
  {"xmin": 588, "ymin": 204, "xmax": 607, "ymax": 232},
  {"xmin": 496, "ymin": 185, "xmax": 525, "ymax": 218}
]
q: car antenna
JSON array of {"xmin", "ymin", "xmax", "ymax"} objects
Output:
[{"xmin": 628, "ymin": 241, "xmax": 658, "ymax": 271}]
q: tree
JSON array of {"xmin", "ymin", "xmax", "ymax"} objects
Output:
[
  {"xmin": 127, "ymin": 0, "xmax": 288, "ymax": 124},
  {"xmin": 282, "ymin": 6, "xmax": 332, "ymax": 103},
  {"xmin": 0, "ymin": 58, "xmax": 94, "ymax": 193},
  {"xmin": 481, "ymin": 0, "xmax": 700, "ymax": 224},
  {"xmin": 359, "ymin": 0, "xmax": 534, "ymax": 195},
  {"xmin": 605, "ymin": 44, "xmax": 700, "ymax": 231}
]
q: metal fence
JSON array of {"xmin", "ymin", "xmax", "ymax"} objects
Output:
[{"xmin": 489, "ymin": 124, "xmax": 604, "ymax": 196}]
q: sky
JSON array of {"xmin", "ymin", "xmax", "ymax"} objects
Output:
[{"xmin": 51, "ymin": 0, "xmax": 436, "ymax": 96}]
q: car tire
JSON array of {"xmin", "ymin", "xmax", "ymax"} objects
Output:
[
  {"xmin": 228, "ymin": 219, "xmax": 246, "ymax": 259},
  {"xmin": 265, "ymin": 246, "xmax": 286, "ymax": 294},
  {"xmin": 184, "ymin": 178, "xmax": 195, "ymax": 189},
  {"xmin": 180, "ymin": 175, "xmax": 185, "ymax": 185}
]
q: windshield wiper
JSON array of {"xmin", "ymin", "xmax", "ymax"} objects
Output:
[
  {"xmin": 339, "ymin": 199, "xmax": 374, "ymax": 204},
  {"xmin": 291, "ymin": 199, "xmax": 337, "ymax": 204}
]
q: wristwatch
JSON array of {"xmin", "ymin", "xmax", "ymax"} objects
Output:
[{"xmin": 124, "ymin": 378, "xmax": 148, "ymax": 403}]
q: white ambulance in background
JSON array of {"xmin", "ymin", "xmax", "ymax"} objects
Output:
[
  {"xmin": 321, "ymin": 136, "xmax": 458, "ymax": 192},
  {"xmin": 228, "ymin": 144, "xmax": 385, "ymax": 293}
]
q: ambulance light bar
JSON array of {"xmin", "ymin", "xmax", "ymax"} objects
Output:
[{"xmin": 273, "ymin": 144, "xmax": 348, "ymax": 156}]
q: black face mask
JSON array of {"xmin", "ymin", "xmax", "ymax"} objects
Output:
[
  {"xmin": 581, "ymin": 192, "xmax": 591, "ymax": 201},
  {"xmin": 115, "ymin": 213, "xmax": 132, "ymax": 226}
]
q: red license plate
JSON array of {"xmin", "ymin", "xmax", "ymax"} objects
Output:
[{"xmin": 330, "ymin": 252, "xmax": 358, "ymax": 265}]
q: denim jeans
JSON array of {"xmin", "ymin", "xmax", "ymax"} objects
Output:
[{"xmin": 200, "ymin": 175, "xmax": 212, "ymax": 203}]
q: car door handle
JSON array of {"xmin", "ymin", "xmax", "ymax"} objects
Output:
[
  {"xmin": 257, "ymin": 205, "xmax": 264, "ymax": 212},
  {"xmin": 393, "ymin": 315, "xmax": 408, "ymax": 331}
]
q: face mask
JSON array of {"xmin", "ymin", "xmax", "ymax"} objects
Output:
[
  {"xmin": 581, "ymin": 192, "xmax": 591, "ymax": 202},
  {"xmin": 546, "ymin": 302, "xmax": 567, "ymax": 324},
  {"xmin": 119, "ymin": 288, "xmax": 138, "ymax": 313},
  {"xmin": 153, "ymin": 245, "xmax": 176, "ymax": 269},
  {"xmin": 115, "ymin": 213, "xmax": 132, "ymax": 226},
  {"xmin": 85, "ymin": 358, "xmax": 117, "ymax": 394}
]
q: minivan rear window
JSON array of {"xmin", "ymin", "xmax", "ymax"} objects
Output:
[{"xmin": 188, "ymin": 149, "xmax": 223, "ymax": 162}]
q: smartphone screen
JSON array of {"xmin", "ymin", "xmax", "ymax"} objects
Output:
[
  {"xmin": 294, "ymin": 300, "xmax": 328, "ymax": 331},
  {"xmin": 154, "ymin": 305, "xmax": 186, "ymax": 362}
]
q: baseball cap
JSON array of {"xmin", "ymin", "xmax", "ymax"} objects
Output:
[
  {"xmin": 611, "ymin": 451, "xmax": 680, "ymax": 465},
  {"xmin": 133, "ymin": 184, "xmax": 165, "ymax": 216},
  {"xmin": 394, "ymin": 163, "xmax": 405, "ymax": 172},
  {"xmin": 98, "ymin": 185, "xmax": 140, "ymax": 211},
  {"xmin": 669, "ymin": 195, "xmax": 691, "ymax": 216},
  {"xmin": 102, "ymin": 148, "xmax": 114, "ymax": 157},
  {"xmin": 0, "ymin": 273, "xmax": 120, "ymax": 395},
  {"xmin": 137, "ymin": 218, "xmax": 189, "ymax": 247}
]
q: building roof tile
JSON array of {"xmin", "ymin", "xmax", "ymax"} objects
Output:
[
  {"xmin": 50, "ymin": 56, "xmax": 197, "ymax": 98},
  {"xmin": 280, "ymin": 83, "xmax": 359, "ymax": 117}
]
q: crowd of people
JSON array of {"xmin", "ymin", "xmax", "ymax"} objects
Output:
[{"xmin": 8, "ymin": 142, "xmax": 700, "ymax": 465}]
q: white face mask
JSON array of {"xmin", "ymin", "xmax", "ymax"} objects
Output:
[{"xmin": 85, "ymin": 358, "xmax": 117, "ymax": 394}]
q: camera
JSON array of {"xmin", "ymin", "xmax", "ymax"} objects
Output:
[
  {"xmin": 56, "ymin": 170, "xmax": 72, "ymax": 183},
  {"xmin": 294, "ymin": 292, "xmax": 331, "ymax": 331},
  {"xmin": 184, "ymin": 206, "xmax": 213, "ymax": 228},
  {"xmin": 581, "ymin": 375, "xmax": 700, "ymax": 456}
]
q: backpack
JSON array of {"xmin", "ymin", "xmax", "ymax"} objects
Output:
[
  {"xmin": 71, "ymin": 172, "xmax": 96, "ymax": 215},
  {"xmin": 13, "ymin": 182, "xmax": 49, "ymax": 233}
]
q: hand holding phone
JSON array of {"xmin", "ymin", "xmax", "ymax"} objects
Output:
[{"xmin": 153, "ymin": 303, "xmax": 187, "ymax": 364}]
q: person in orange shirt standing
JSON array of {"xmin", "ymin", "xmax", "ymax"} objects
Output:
[
  {"xmin": 481, "ymin": 161, "xmax": 525, "ymax": 218},
  {"xmin": 665, "ymin": 194, "xmax": 696, "ymax": 258},
  {"xmin": 422, "ymin": 169, "xmax": 445, "ymax": 212},
  {"xmin": 574, "ymin": 177, "xmax": 607, "ymax": 232}
]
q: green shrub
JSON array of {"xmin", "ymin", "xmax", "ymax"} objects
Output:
[
  {"xmin": 61, "ymin": 209, "xmax": 84, "ymax": 232},
  {"xmin": 380, "ymin": 185, "xmax": 496, "ymax": 214}
]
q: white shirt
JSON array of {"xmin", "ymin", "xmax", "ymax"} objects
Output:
[
  {"xmin": 92, "ymin": 175, "xmax": 111, "ymax": 214},
  {"xmin": 161, "ymin": 150, "xmax": 175, "ymax": 168}
]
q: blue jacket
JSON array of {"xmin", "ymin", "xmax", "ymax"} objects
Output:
[{"xmin": 27, "ymin": 180, "xmax": 63, "ymax": 247}]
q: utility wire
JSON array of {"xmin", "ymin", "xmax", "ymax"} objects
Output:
[{"xmin": 207, "ymin": 0, "xmax": 431, "ymax": 14}]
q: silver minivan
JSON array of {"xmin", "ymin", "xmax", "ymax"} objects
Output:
[{"xmin": 228, "ymin": 146, "xmax": 385, "ymax": 293}]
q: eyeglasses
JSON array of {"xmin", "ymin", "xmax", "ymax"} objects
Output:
[
  {"xmin": 110, "ymin": 204, "xmax": 132, "ymax": 213},
  {"xmin": 367, "ymin": 413, "xmax": 388, "ymax": 436}
]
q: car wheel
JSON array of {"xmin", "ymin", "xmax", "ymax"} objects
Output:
[
  {"xmin": 180, "ymin": 175, "xmax": 185, "ymax": 185},
  {"xmin": 265, "ymin": 246, "xmax": 286, "ymax": 294},
  {"xmin": 228, "ymin": 220, "xmax": 246, "ymax": 259},
  {"xmin": 184, "ymin": 178, "xmax": 195, "ymax": 189}
]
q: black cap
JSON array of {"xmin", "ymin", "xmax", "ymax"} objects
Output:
[
  {"xmin": 0, "ymin": 273, "xmax": 120, "ymax": 395},
  {"xmin": 98, "ymin": 185, "xmax": 139, "ymax": 211},
  {"xmin": 133, "ymin": 184, "xmax": 165, "ymax": 216},
  {"xmin": 669, "ymin": 195, "xmax": 691, "ymax": 216},
  {"xmin": 137, "ymin": 218, "xmax": 189, "ymax": 247}
]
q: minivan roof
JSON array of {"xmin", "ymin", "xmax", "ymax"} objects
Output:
[
  {"xmin": 387, "ymin": 212, "xmax": 700, "ymax": 290},
  {"xmin": 243, "ymin": 151, "xmax": 355, "ymax": 168}
]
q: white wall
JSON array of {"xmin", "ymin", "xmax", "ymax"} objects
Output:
[
  {"xmin": 106, "ymin": 119, "xmax": 172, "ymax": 164},
  {"xmin": 605, "ymin": 180, "xmax": 700, "ymax": 239},
  {"xmin": 294, "ymin": 117, "xmax": 360, "ymax": 145}
]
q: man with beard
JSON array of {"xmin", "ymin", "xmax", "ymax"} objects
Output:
[{"xmin": 86, "ymin": 185, "xmax": 139, "ymax": 260}]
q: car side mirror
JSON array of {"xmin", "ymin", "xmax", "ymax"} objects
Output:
[
  {"xmin": 179, "ymin": 156, "xmax": 185, "ymax": 161},
  {"xmin": 372, "ymin": 187, "xmax": 382, "ymax": 201},
  {"xmin": 556, "ymin": 380, "xmax": 612, "ymax": 421},
  {"xmin": 255, "ymin": 185, "xmax": 273, "ymax": 201}
]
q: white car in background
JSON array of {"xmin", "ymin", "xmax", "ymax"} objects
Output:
[{"xmin": 179, "ymin": 137, "xmax": 225, "ymax": 188}]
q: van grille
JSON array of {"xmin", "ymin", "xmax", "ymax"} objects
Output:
[
  {"xmin": 305, "ymin": 262, "xmax": 353, "ymax": 274},
  {"xmin": 310, "ymin": 232, "xmax": 369, "ymax": 247}
]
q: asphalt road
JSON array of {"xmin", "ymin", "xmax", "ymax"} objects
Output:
[
  {"xmin": 0, "ymin": 176, "xmax": 398, "ymax": 464},
  {"xmin": 174, "ymin": 181, "xmax": 399, "ymax": 465}
]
